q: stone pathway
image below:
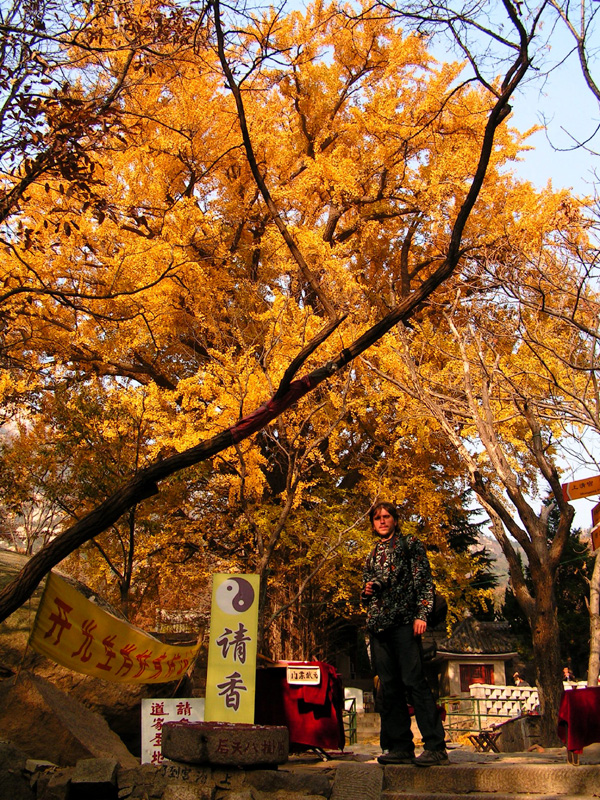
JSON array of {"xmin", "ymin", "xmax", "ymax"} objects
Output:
[{"xmin": 284, "ymin": 740, "xmax": 600, "ymax": 768}]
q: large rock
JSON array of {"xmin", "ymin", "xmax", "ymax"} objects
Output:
[
  {"xmin": 496, "ymin": 715, "xmax": 542, "ymax": 752},
  {"xmin": 0, "ymin": 548, "xmax": 197, "ymax": 756},
  {"xmin": 69, "ymin": 757, "xmax": 119, "ymax": 800},
  {"xmin": 162, "ymin": 721, "xmax": 289, "ymax": 767},
  {"xmin": 0, "ymin": 672, "xmax": 138, "ymax": 767},
  {"xmin": 0, "ymin": 740, "xmax": 36, "ymax": 800}
]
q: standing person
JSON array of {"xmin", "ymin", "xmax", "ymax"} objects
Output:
[
  {"xmin": 562, "ymin": 666, "xmax": 576, "ymax": 683},
  {"xmin": 362, "ymin": 501, "xmax": 448, "ymax": 767},
  {"xmin": 513, "ymin": 672, "xmax": 530, "ymax": 687}
]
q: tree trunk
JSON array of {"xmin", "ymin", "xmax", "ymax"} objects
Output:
[
  {"xmin": 256, "ymin": 564, "xmax": 270, "ymax": 658},
  {"xmin": 530, "ymin": 582, "xmax": 564, "ymax": 746},
  {"xmin": 588, "ymin": 551, "xmax": 600, "ymax": 686},
  {"xmin": 119, "ymin": 579, "xmax": 130, "ymax": 621}
]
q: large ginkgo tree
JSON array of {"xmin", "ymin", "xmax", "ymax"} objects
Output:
[{"xmin": 1, "ymin": 0, "xmax": 596, "ymax": 743}]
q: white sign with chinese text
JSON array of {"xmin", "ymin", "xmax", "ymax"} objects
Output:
[
  {"xmin": 287, "ymin": 665, "xmax": 321, "ymax": 685},
  {"xmin": 141, "ymin": 697, "xmax": 205, "ymax": 765}
]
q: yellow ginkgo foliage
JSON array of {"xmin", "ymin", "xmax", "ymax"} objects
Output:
[{"xmin": 0, "ymin": 1, "xmax": 593, "ymax": 677}]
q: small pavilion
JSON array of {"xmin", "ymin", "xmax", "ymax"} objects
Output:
[{"xmin": 433, "ymin": 617, "xmax": 519, "ymax": 696}]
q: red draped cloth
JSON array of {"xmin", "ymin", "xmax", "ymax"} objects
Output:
[
  {"xmin": 557, "ymin": 687, "xmax": 600, "ymax": 754},
  {"xmin": 254, "ymin": 662, "xmax": 346, "ymax": 751}
]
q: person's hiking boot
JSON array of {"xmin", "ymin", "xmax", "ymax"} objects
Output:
[
  {"xmin": 377, "ymin": 749, "xmax": 415, "ymax": 764},
  {"xmin": 413, "ymin": 749, "xmax": 449, "ymax": 767}
]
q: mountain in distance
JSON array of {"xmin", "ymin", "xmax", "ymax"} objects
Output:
[{"xmin": 476, "ymin": 534, "xmax": 527, "ymax": 610}]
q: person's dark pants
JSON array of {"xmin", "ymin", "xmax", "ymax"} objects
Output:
[{"xmin": 371, "ymin": 624, "xmax": 445, "ymax": 753}]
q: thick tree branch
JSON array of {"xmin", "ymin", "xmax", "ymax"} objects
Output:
[{"xmin": 212, "ymin": 0, "xmax": 338, "ymax": 322}]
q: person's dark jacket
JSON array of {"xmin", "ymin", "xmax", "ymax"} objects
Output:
[{"xmin": 361, "ymin": 534, "xmax": 434, "ymax": 634}]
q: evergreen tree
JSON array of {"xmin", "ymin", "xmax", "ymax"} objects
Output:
[{"xmin": 445, "ymin": 494, "xmax": 498, "ymax": 621}]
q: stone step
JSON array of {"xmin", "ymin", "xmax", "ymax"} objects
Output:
[
  {"xmin": 381, "ymin": 762, "xmax": 599, "ymax": 797},
  {"xmin": 352, "ymin": 712, "xmax": 380, "ymax": 744},
  {"xmin": 356, "ymin": 713, "xmax": 380, "ymax": 726},
  {"xmin": 383, "ymin": 794, "xmax": 593, "ymax": 800}
]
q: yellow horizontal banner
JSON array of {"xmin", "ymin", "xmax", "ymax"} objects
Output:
[{"xmin": 29, "ymin": 572, "xmax": 199, "ymax": 683}]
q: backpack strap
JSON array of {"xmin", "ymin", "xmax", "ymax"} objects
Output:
[
  {"xmin": 366, "ymin": 544, "xmax": 377, "ymax": 573},
  {"xmin": 396, "ymin": 534, "xmax": 413, "ymax": 572}
]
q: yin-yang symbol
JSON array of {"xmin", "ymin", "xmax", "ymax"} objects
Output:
[{"xmin": 215, "ymin": 577, "xmax": 255, "ymax": 614}]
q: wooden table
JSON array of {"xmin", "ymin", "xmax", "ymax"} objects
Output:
[{"xmin": 468, "ymin": 730, "xmax": 502, "ymax": 752}]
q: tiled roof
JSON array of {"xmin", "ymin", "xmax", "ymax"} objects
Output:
[{"xmin": 437, "ymin": 616, "xmax": 517, "ymax": 656}]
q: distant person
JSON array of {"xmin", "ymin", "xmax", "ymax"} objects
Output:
[
  {"xmin": 562, "ymin": 666, "xmax": 576, "ymax": 682},
  {"xmin": 361, "ymin": 502, "xmax": 447, "ymax": 767},
  {"xmin": 513, "ymin": 672, "xmax": 530, "ymax": 687}
]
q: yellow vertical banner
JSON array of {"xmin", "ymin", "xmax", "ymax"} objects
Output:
[{"xmin": 204, "ymin": 573, "xmax": 260, "ymax": 723}]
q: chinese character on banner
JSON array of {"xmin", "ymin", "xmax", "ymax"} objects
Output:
[
  {"xmin": 217, "ymin": 671, "xmax": 247, "ymax": 711},
  {"xmin": 215, "ymin": 623, "xmax": 251, "ymax": 663},
  {"xmin": 205, "ymin": 574, "xmax": 259, "ymax": 723},
  {"xmin": 29, "ymin": 573, "xmax": 200, "ymax": 684}
]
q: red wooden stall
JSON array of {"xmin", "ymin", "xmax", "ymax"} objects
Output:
[
  {"xmin": 557, "ymin": 686, "xmax": 600, "ymax": 765},
  {"xmin": 255, "ymin": 661, "xmax": 345, "ymax": 756}
]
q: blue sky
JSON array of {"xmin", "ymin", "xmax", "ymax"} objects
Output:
[
  {"xmin": 510, "ymin": 45, "xmax": 600, "ymax": 531},
  {"xmin": 508, "ymin": 42, "xmax": 599, "ymax": 196}
]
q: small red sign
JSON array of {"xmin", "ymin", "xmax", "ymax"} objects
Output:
[{"xmin": 592, "ymin": 524, "xmax": 600, "ymax": 553}]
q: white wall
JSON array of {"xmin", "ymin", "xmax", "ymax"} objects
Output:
[{"xmin": 443, "ymin": 659, "xmax": 506, "ymax": 696}]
